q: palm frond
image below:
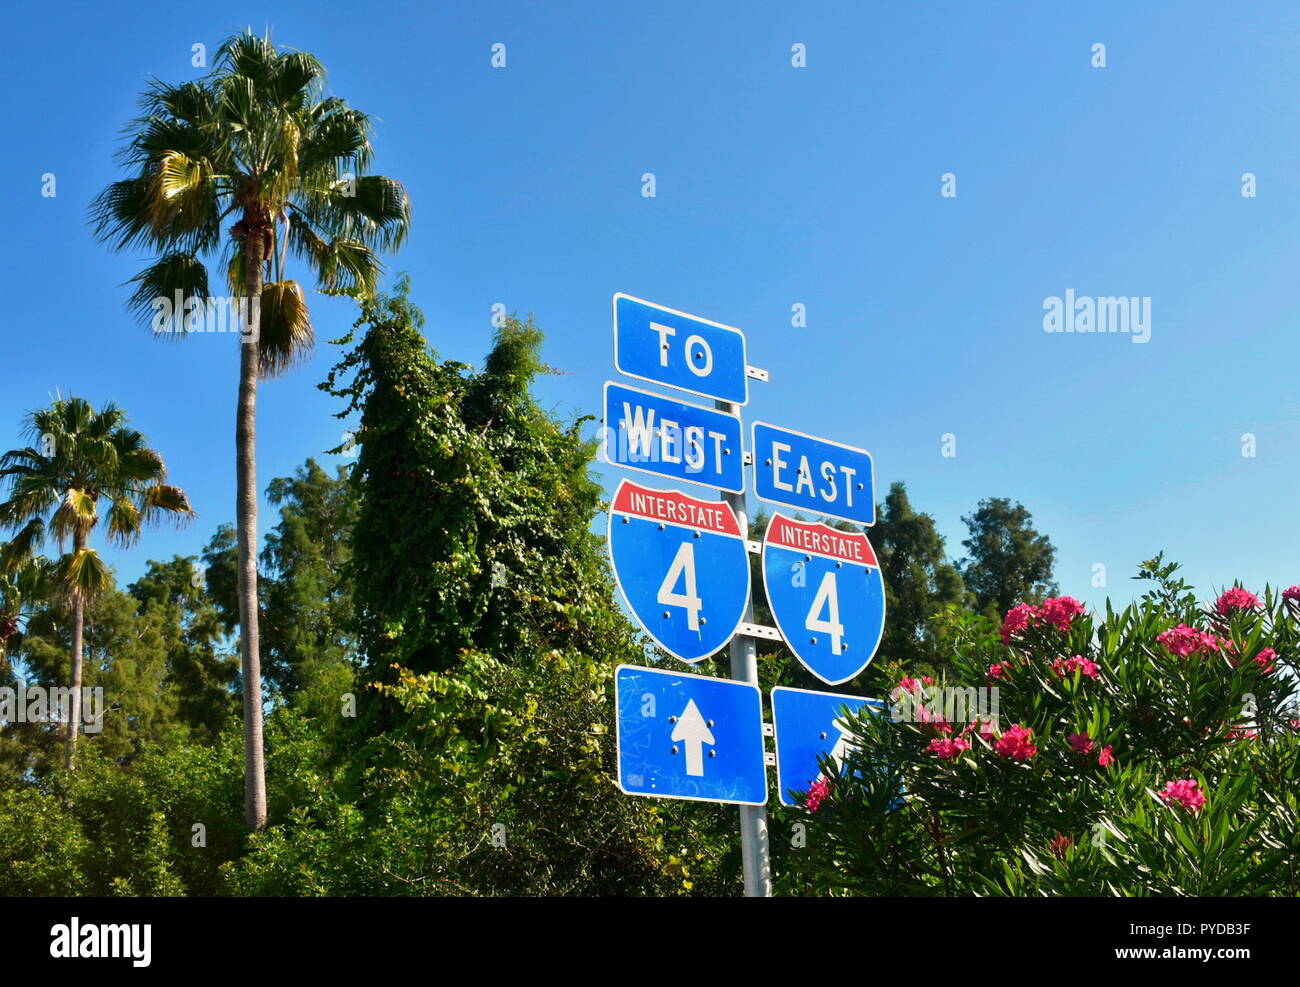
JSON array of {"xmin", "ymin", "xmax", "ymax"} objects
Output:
[
  {"xmin": 125, "ymin": 252, "xmax": 212, "ymax": 332},
  {"xmin": 54, "ymin": 548, "xmax": 113, "ymax": 603},
  {"xmin": 255, "ymin": 280, "xmax": 314, "ymax": 376}
]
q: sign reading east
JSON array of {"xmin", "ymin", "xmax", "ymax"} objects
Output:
[
  {"xmin": 751, "ymin": 422, "xmax": 875, "ymax": 526},
  {"xmin": 602, "ymin": 381, "xmax": 744, "ymax": 493},
  {"xmin": 613, "ymin": 293, "xmax": 748, "ymax": 406},
  {"xmin": 761, "ymin": 512, "xmax": 886, "ymax": 684},
  {"xmin": 608, "ymin": 479, "xmax": 750, "ymax": 664},
  {"xmin": 615, "ymin": 664, "xmax": 768, "ymax": 805},
  {"xmin": 771, "ymin": 686, "xmax": 883, "ymax": 807}
]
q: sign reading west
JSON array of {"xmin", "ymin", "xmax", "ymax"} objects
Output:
[
  {"xmin": 751, "ymin": 422, "xmax": 875, "ymax": 526},
  {"xmin": 613, "ymin": 293, "xmax": 749, "ymax": 405},
  {"xmin": 615, "ymin": 664, "xmax": 768, "ymax": 805},
  {"xmin": 602, "ymin": 381, "xmax": 744, "ymax": 493}
]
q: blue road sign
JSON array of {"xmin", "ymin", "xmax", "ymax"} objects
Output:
[
  {"xmin": 615, "ymin": 664, "xmax": 768, "ymax": 805},
  {"xmin": 602, "ymin": 382, "xmax": 745, "ymax": 493},
  {"xmin": 762, "ymin": 512, "xmax": 886, "ymax": 684},
  {"xmin": 613, "ymin": 293, "xmax": 748, "ymax": 405},
  {"xmin": 771, "ymin": 686, "xmax": 884, "ymax": 807},
  {"xmin": 608, "ymin": 479, "xmax": 751, "ymax": 663},
  {"xmin": 751, "ymin": 422, "xmax": 875, "ymax": 526}
]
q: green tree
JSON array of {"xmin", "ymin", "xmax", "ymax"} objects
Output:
[
  {"xmin": 90, "ymin": 30, "xmax": 411, "ymax": 827},
  {"xmin": 0, "ymin": 397, "xmax": 192, "ymax": 768},
  {"xmin": 871, "ymin": 482, "xmax": 966, "ymax": 673},
  {"xmin": 959, "ymin": 496, "xmax": 1056, "ymax": 616}
]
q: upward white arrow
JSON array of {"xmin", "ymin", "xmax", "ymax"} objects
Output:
[
  {"xmin": 819, "ymin": 716, "xmax": 856, "ymax": 782},
  {"xmin": 672, "ymin": 699, "xmax": 715, "ymax": 777}
]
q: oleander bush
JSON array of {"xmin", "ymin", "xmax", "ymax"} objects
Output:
[{"xmin": 782, "ymin": 557, "xmax": 1300, "ymax": 896}]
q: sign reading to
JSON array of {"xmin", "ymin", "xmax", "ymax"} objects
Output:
[
  {"xmin": 751, "ymin": 422, "xmax": 875, "ymax": 526},
  {"xmin": 761, "ymin": 512, "xmax": 886, "ymax": 684},
  {"xmin": 602, "ymin": 381, "xmax": 744, "ymax": 493},
  {"xmin": 613, "ymin": 293, "xmax": 748, "ymax": 405},
  {"xmin": 615, "ymin": 664, "xmax": 768, "ymax": 805},
  {"xmin": 771, "ymin": 686, "xmax": 883, "ymax": 807},
  {"xmin": 608, "ymin": 479, "xmax": 750, "ymax": 664}
]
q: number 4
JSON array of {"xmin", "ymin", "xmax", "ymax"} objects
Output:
[
  {"xmin": 658, "ymin": 541, "xmax": 703, "ymax": 631},
  {"xmin": 807, "ymin": 572, "xmax": 844, "ymax": 654}
]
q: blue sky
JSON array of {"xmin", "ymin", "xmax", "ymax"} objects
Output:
[{"xmin": 5, "ymin": 0, "xmax": 1298, "ymax": 614}]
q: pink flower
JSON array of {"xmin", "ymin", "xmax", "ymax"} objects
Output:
[
  {"xmin": 1158, "ymin": 778, "xmax": 1207, "ymax": 813},
  {"xmin": 1068, "ymin": 731, "xmax": 1094, "ymax": 755},
  {"xmin": 963, "ymin": 717, "xmax": 998, "ymax": 741},
  {"xmin": 1157, "ymin": 624, "xmax": 1220, "ymax": 658},
  {"xmin": 1216, "ymin": 587, "xmax": 1261, "ymax": 615},
  {"xmin": 1227, "ymin": 725, "xmax": 1258, "ymax": 742},
  {"xmin": 1282, "ymin": 585, "xmax": 1300, "ymax": 603},
  {"xmin": 1052, "ymin": 654, "xmax": 1100, "ymax": 679},
  {"xmin": 987, "ymin": 662, "xmax": 1010, "ymax": 681},
  {"xmin": 1097, "ymin": 745, "xmax": 1115, "ymax": 768},
  {"xmin": 922, "ymin": 675, "xmax": 934, "ymax": 685},
  {"xmin": 1228, "ymin": 646, "xmax": 1277, "ymax": 673},
  {"xmin": 1000, "ymin": 603, "xmax": 1040, "ymax": 644},
  {"xmin": 1049, "ymin": 833, "xmax": 1073, "ymax": 859},
  {"xmin": 993, "ymin": 724, "xmax": 1038, "ymax": 761},
  {"xmin": 916, "ymin": 704, "xmax": 952, "ymax": 735},
  {"xmin": 927, "ymin": 737, "xmax": 970, "ymax": 760},
  {"xmin": 1039, "ymin": 596, "xmax": 1086, "ymax": 632},
  {"xmin": 805, "ymin": 777, "xmax": 831, "ymax": 813},
  {"xmin": 898, "ymin": 677, "xmax": 922, "ymax": 694}
]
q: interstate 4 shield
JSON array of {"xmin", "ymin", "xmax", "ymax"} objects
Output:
[
  {"xmin": 608, "ymin": 479, "xmax": 750, "ymax": 664},
  {"xmin": 762, "ymin": 512, "xmax": 886, "ymax": 684}
]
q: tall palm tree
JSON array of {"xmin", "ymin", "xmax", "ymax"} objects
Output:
[
  {"xmin": 90, "ymin": 30, "xmax": 410, "ymax": 827},
  {"xmin": 0, "ymin": 397, "xmax": 193, "ymax": 768}
]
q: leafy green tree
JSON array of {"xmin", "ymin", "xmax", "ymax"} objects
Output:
[
  {"xmin": 0, "ymin": 397, "xmax": 192, "ymax": 768},
  {"xmin": 91, "ymin": 29, "xmax": 411, "ymax": 828},
  {"xmin": 959, "ymin": 497, "xmax": 1056, "ymax": 616}
]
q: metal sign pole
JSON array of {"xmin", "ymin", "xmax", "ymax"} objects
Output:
[{"xmin": 720, "ymin": 398, "xmax": 772, "ymax": 898}]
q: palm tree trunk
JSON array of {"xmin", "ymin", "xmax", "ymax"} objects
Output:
[
  {"xmin": 237, "ymin": 233, "xmax": 268, "ymax": 829},
  {"xmin": 65, "ymin": 531, "xmax": 86, "ymax": 770}
]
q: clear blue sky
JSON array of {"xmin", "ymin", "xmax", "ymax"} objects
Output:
[{"xmin": 5, "ymin": 0, "xmax": 1298, "ymax": 614}]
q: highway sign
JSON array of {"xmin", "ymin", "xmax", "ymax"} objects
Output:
[
  {"xmin": 615, "ymin": 664, "xmax": 768, "ymax": 805},
  {"xmin": 771, "ymin": 686, "xmax": 883, "ymax": 807},
  {"xmin": 751, "ymin": 422, "xmax": 875, "ymax": 526},
  {"xmin": 613, "ymin": 293, "xmax": 748, "ymax": 405},
  {"xmin": 602, "ymin": 381, "xmax": 745, "ymax": 493},
  {"xmin": 608, "ymin": 478, "xmax": 751, "ymax": 663},
  {"xmin": 762, "ymin": 512, "xmax": 886, "ymax": 684}
]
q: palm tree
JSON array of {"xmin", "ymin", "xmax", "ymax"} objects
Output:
[
  {"xmin": 90, "ymin": 30, "xmax": 410, "ymax": 827},
  {"xmin": 0, "ymin": 552, "xmax": 48, "ymax": 660},
  {"xmin": 0, "ymin": 397, "xmax": 193, "ymax": 768}
]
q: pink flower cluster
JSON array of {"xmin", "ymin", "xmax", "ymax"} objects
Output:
[
  {"xmin": 999, "ymin": 597, "xmax": 1086, "ymax": 644},
  {"xmin": 987, "ymin": 662, "xmax": 1011, "ymax": 681},
  {"xmin": 927, "ymin": 737, "xmax": 971, "ymax": 760},
  {"xmin": 1216, "ymin": 587, "xmax": 1261, "ymax": 615},
  {"xmin": 805, "ymin": 777, "xmax": 831, "ymax": 813},
  {"xmin": 1156, "ymin": 624, "xmax": 1221, "ymax": 658},
  {"xmin": 1283, "ymin": 585, "xmax": 1300, "ymax": 603},
  {"xmin": 1068, "ymin": 731, "xmax": 1115, "ymax": 767},
  {"xmin": 1229, "ymin": 647, "xmax": 1277, "ymax": 674},
  {"xmin": 993, "ymin": 724, "xmax": 1038, "ymax": 761},
  {"xmin": 1052, "ymin": 654, "xmax": 1100, "ymax": 679},
  {"xmin": 1158, "ymin": 778, "xmax": 1207, "ymax": 813}
]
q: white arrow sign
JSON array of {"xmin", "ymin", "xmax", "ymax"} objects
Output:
[
  {"xmin": 671, "ymin": 698, "xmax": 715, "ymax": 777},
  {"xmin": 818, "ymin": 716, "xmax": 856, "ymax": 782}
]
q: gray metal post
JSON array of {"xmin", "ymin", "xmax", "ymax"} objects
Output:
[{"xmin": 720, "ymin": 399, "xmax": 772, "ymax": 897}]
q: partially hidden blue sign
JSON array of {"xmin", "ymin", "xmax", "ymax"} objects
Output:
[
  {"xmin": 608, "ymin": 478, "xmax": 750, "ymax": 663},
  {"xmin": 602, "ymin": 381, "xmax": 744, "ymax": 493},
  {"xmin": 751, "ymin": 421, "xmax": 875, "ymax": 526},
  {"xmin": 771, "ymin": 686, "xmax": 884, "ymax": 807},
  {"xmin": 615, "ymin": 664, "xmax": 767, "ymax": 805},
  {"xmin": 613, "ymin": 293, "xmax": 748, "ymax": 405},
  {"xmin": 762, "ymin": 512, "xmax": 886, "ymax": 685}
]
